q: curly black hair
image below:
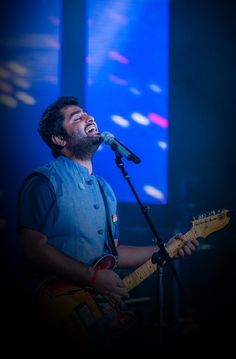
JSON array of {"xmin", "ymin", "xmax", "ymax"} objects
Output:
[{"xmin": 38, "ymin": 96, "xmax": 79, "ymax": 157}]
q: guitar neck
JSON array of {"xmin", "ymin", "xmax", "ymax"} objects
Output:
[{"xmin": 123, "ymin": 229, "xmax": 195, "ymax": 292}]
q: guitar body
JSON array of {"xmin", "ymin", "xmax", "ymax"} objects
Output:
[
  {"xmin": 34, "ymin": 210, "xmax": 232, "ymax": 347},
  {"xmin": 35, "ymin": 255, "xmax": 135, "ymax": 346}
]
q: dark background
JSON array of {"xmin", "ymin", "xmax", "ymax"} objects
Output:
[
  {"xmin": 0, "ymin": 0, "xmax": 236, "ymax": 353},
  {"xmin": 117, "ymin": 0, "xmax": 236, "ymax": 351}
]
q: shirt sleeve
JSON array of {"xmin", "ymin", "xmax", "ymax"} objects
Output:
[{"xmin": 17, "ymin": 173, "xmax": 56, "ymax": 232}]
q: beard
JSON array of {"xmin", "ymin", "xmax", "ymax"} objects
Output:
[{"xmin": 66, "ymin": 135, "xmax": 101, "ymax": 160}]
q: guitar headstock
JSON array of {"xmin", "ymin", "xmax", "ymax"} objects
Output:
[{"xmin": 191, "ymin": 209, "xmax": 233, "ymax": 239}]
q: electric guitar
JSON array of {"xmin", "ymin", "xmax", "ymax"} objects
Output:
[{"xmin": 35, "ymin": 209, "xmax": 233, "ymax": 345}]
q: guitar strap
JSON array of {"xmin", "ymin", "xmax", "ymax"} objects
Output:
[{"xmin": 98, "ymin": 181, "xmax": 118, "ymax": 259}]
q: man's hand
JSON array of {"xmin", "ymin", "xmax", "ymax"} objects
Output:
[
  {"xmin": 91, "ymin": 269, "xmax": 129, "ymax": 304},
  {"xmin": 166, "ymin": 233, "xmax": 199, "ymax": 258}
]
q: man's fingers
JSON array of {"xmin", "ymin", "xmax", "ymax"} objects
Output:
[
  {"xmin": 183, "ymin": 245, "xmax": 192, "ymax": 255},
  {"xmin": 186, "ymin": 242, "xmax": 196, "ymax": 251},
  {"xmin": 191, "ymin": 239, "xmax": 200, "ymax": 246},
  {"xmin": 178, "ymin": 248, "xmax": 185, "ymax": 258}
]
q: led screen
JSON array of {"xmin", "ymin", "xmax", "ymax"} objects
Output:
[{"xmin": 86, "ymin": 0, "xmax": 169, "ymax": 204}]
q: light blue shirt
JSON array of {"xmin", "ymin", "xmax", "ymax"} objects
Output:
[{"xmin": 17, "ymin": 156, "xmax": 119, "ymax": 266}]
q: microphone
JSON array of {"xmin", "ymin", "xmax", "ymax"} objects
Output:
[{"xmin": 100, "ymin": 131, "xmax": 141, "ymax": 164}]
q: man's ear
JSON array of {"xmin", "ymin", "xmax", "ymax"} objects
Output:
[{"xmin": 51, "ymin": 135, "xmax": 67, "ymax": 147}]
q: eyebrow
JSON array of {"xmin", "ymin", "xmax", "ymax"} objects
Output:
[{"xmin": 68, "ymin": 110, "xmax": 84, "ymax": 121}]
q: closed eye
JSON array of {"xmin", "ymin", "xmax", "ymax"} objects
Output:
[{"xmin": 72, "ymin": 113, "xmax": 86, "ymax": 122}]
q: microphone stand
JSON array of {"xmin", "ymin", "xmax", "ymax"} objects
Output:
[{"xmin": 114, "ymin": 152, "xmax": 185, "ymax": 349}]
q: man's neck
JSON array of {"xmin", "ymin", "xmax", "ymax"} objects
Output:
[
  {"xmin": 73, "ymin": 158, "xmax": 93, "ymax": 175},
  {"xmin": 60, "ymin": 149, "xmax": 93, "ymax": 174}
]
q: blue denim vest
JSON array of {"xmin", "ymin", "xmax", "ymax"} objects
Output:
[{"xmin": 34, "ymin": 156, "xmax": 118, "ymax": 265}]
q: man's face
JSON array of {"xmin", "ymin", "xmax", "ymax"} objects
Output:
[
  {"xmin": 61, "ymin": 105, "xmax": 101, "ymax": 159},
  {"xmin": 61, "ymin": 105, "xmax": 99, "ymax": 139}
]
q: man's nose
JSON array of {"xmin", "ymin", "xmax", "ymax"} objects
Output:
[{"xmin": 85, "ymin": 115, "xmax": 95, "ymax": 123}]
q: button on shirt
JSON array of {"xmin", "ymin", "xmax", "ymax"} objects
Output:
[{"xmin": 17, "ymin": 156, "xmax": 117, "ymax": 266}]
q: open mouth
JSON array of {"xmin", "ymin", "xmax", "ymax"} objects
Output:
[{"xmin": 85, "ymin": 124, "xmax": 99, "ymax": 136}]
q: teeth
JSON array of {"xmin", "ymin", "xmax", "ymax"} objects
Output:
[{"xmin": 86, "ymin": 124, "xmax": 96, "ymax": 134}]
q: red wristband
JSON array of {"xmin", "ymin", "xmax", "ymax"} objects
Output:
[{"xmin": 88, "ymin": 267, "xmax": 99, "ymax": 286}]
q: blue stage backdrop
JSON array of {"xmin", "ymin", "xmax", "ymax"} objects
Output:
[
  {"xmin": 0, "ymin": 0, "xmax": 61, "ymax": 176},
  {"xmin": 0, "ymin": 0, "xmax": 61, "ymax": 238},
  {"xmin": 0, "ymin": 0, "xmax": 169, "ymax": 213},
  {"xmin": 85, "ymin": 0, "xmax": 170, "ymax": 204}
]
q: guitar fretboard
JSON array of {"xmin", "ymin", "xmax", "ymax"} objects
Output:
[{"xmin": 123, "ymin": 229, "xmax": 195, "ymax": 292}]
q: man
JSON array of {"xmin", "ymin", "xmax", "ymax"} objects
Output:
[{"xmin": 17, "ymin": 96, "xmax": 198, "ymax": 349}]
